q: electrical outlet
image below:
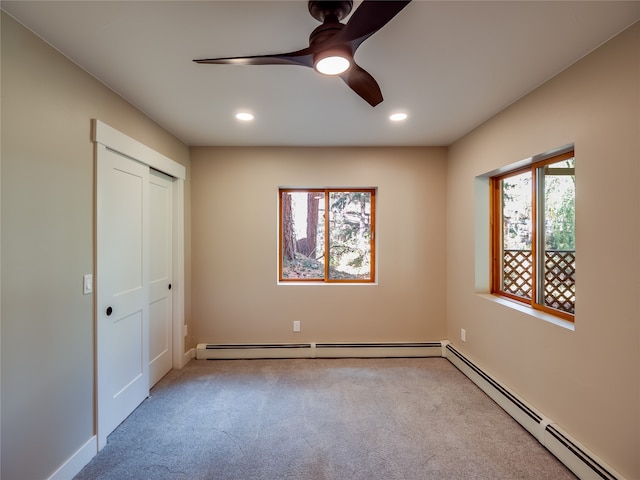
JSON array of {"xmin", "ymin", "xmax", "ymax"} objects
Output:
[
  {"xmin": 461, "ymin": 328, "xmax": 466, "ymax": 342},
  {"xmin": 293, "ymin": 320, "xmax": 301, "ymax": 332}
]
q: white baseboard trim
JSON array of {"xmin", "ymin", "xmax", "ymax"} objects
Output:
[
  {"xmin": 184, "ymin": 347, "xmax": 196, "ymax": 364},
  {"xmin": 48, "ymin": 435, "xmax": 97, "ymax": 480},
  {"xmin": 444, "ymin": 343, "xmax": 625, "ymax": 480}
]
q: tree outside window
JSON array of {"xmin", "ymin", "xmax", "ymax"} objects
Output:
[{"xmin": 279, "ymin": 188, "xmax": 375, "ymax": 282}]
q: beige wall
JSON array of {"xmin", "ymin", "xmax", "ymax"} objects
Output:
[
  {"xmin": 447, "ymin": 22, "xmax": 640, "ymax": 479},
  {"xmin": 190, "ymin": 146, "xmax": 447, "ymax": 344},
  {"xmin": 1, "ymin": 12, "xmax": 190, "ymax": 480}
]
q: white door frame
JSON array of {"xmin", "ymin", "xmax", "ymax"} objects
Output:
[{"xmin": 92, "ymin": 119, "xmax": 186, "ymax": 449}]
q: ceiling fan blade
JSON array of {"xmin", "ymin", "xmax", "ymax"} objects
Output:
[
  {"xmin": 339, "ymin": 0, "xmax": 412, "ymax": 51},
  {"xmin": 194, "ymin": 47, "xmax": 315, "ymax": 68},
  {"xmin": 339, "ymin": 62, "xmax": 383, "ymax": 107}
]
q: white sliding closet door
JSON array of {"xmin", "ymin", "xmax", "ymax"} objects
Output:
[
  {"xmin": 96, "ymin": 146, "xmax": 149, "ymax": 446},
  {"xmin": 149, "ymin": 169, "xmax": 173, "ymax": 386}
]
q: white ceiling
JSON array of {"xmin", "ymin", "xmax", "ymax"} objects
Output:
[{"xmin": 3, "ymin": 1, "xmax": 639, "ymax": 147}]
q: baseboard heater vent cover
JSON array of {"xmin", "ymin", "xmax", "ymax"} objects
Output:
[
  {"xmin": 315, "ymin": 342, "xmax": 442, "ymax": 358},
  {"xmin": 196, "ymin": 342, "xmax": 443, "ymax": 360},
  {"xmin": 197, "ymin": 343, "xmax": 312, "ymax": 360},
  {"xmin": 445, "ymin": 343, "xmax": 624, "ymax": 480}
]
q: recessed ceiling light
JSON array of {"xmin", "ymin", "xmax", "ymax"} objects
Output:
[
  {"xmin": 235, "ymin": 112, "xmax": 254, "ymax": 121},
  {"xmin": 389, "ymin": 113, "xmax": 408, "ymax": 122}
]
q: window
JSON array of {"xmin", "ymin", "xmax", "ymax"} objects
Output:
[
  {"xmin": 491, "ymin": 151, "xmax": 575, "ymax": 321},
  {"xmin": 279, "ymin": 188, "xmax": 376, "ymax": 283}
]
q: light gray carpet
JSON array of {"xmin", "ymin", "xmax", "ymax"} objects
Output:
[{"xmin": 75, "ymin": 357, "xmax": 577, "ymax": 479}]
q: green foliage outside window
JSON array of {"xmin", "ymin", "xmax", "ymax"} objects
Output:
[{"xmin": 280, "ymin": 189, "xmax": 375, "ymax": 282}]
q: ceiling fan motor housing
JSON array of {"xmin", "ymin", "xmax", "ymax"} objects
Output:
[
  {"xmin": 309, "ymin": 21, "xmax": 346, "ymax": 46},
  {"xmin": 308, "ymin": 0, "xmax": 352, "ymax": 69}
]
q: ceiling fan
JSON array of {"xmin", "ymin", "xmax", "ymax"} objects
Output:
[{"xmin": 193, "ymin": 0, "xmax": 412, "ymax": 107}]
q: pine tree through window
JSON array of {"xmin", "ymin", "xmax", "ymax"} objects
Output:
[{"xmin": 279, "ymin": 188, "xmax": 376, "ymax": 282}]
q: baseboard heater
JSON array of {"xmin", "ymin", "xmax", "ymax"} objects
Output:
[
  {"xmin": 444, "ymin": 343, "xmax": 624, "ymax": 480},
  {"xmin": 196, "ymin": 342, "xmax": 444, "ymax": 360}
]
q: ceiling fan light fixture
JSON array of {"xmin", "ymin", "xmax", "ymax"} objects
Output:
[{"xmin": 315, "ymin": 54, "xmax": 351, "ymax": 75}]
